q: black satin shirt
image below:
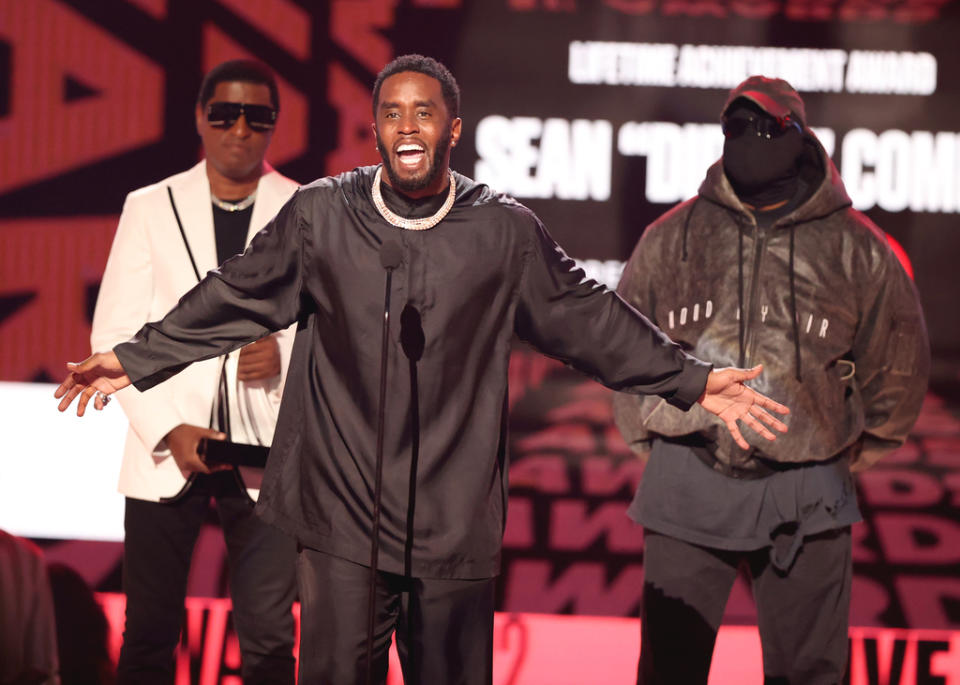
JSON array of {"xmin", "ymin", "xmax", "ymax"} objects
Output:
[{"xmin": 116, "ymin": 166, "xmax": 710, "ymax": 579}]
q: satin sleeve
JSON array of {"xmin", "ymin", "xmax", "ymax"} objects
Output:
[
  {"xmin": 116, "ymin": 191, "xmax": 307, "ymax": 392},
  {"xmin": 513, "ymin": 215, "xmax": 710, "ymax": 409}
]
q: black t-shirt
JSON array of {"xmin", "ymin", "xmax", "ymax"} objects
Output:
[{"xmin": 213, "ymin": 204, "xmax": 253, "ymax": 265}]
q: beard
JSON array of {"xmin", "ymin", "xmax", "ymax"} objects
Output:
[{"xmin": 376, "ymin": 127, "xmax": 453, "ymax": 194}]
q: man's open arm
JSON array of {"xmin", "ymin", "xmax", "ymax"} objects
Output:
[
  {"xmin": 57, "ymin": 192, "xmax": 306, "ymax": 415},
  {"xmin": 514, "ymin": 215, "xmax": 787, "ymax": 448},
  {"xmin": 116, "ymin": 191, "xmax": 306, "ymax": 392}
]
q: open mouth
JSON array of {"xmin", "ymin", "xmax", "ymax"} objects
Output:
[{"xmin": 396, "ymin": 142, "xmax": 426, "ymax": 169}]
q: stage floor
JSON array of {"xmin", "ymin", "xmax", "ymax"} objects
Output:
[{"xmin": 93, "ymin": 594, "xmax": 960, "ymax": 685}]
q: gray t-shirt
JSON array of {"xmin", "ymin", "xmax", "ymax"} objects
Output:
[{"xmin": 628, "ymin": 438, "xmax": 861, "ymax": 570}]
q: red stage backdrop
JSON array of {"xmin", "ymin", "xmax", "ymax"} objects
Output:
[{"xmin": 2, "ymin": 0, "xmax": 959, "ymax": 636}]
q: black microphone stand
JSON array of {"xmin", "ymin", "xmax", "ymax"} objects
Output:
[{"xmin": 366, "ymin": 240, "xmax": 402, "ymax": 685}]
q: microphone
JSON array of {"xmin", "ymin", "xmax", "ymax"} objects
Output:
[
  {"xmin": 367, "ymin": 238, "xmax": 402, "ymax": 683},
  {"xmin": 380, "ymin": 240, "xmax": 402, "ymax": 271}
]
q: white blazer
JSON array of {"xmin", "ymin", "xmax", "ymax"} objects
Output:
[{"xmin": 91, "ymin": 161, "xmax": 299, "ymax": 502}]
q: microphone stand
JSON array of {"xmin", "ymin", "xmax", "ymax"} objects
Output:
[{"xmin": 366, "ymin": 241, "xmax": 402, "ymax": 685}]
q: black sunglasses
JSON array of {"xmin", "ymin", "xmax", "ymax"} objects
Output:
[
  {"xmin": 722, "ymin": 114, "xmax": 801, "ymax": 140},
  {"xmin": 206, "ymin": 101, "xmax": 277, "ymax": 132}
]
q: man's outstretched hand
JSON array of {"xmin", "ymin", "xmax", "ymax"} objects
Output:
[
  {"xmin": 699, "ymin": 365, "xmax": 790, "ymax": 449},
  {"xmin": 54, "ymin": 351, "xmax": 131, "ymax": 416}
]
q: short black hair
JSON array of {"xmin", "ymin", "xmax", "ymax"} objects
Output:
[
  {"xmin": 197, "ymin": 59, "xmax": 279, "ymax": 110},
  {"xmin": 372, "ymin": 54, "xmax": 460, "ymax": 120}
]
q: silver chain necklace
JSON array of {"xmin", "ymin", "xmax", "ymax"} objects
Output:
[
  {"xmin": 371, "ymin": 166, "xmax": 456, "ymax": 231},
  {"xmin": 211, "ymin": 189, "xmax": 257, "ymax": 212}
]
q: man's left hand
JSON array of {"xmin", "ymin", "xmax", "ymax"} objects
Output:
[
  {"xmin": 698, "ymin": 364, "xmax": 790, "ymax": 449},
  {"xmin": 237, "ymin": 335, "xmax": 281, "ymax": 381}
]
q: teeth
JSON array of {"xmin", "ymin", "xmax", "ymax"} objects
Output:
[{"xmin": 397, "ymin": 144, "xmax": 424, "ymax": 153}]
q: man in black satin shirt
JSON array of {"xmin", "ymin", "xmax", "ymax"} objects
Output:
[{"xmin": 56, "ymin": 55, "xmax": 789, "ymax": 684}]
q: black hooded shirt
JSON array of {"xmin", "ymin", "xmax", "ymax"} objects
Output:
[{"xmin": 115, "ymin": 165, "xmax": 711, "ymax": 579}]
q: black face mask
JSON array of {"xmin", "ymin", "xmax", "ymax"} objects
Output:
[{"xmin": 722, "ymin": 105, "xmax": 804, "ymax": 206}]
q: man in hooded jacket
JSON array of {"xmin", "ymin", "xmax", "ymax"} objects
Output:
[{"xmin": 614, "ymin": 76, "xmax": 929, "ymax": 684}]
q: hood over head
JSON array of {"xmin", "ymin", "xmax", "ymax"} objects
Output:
[{"xmin": 703, "ymin": 130, "xmax": 851, "ymax": 226}]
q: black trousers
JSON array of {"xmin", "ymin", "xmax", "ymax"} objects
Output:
[
  {"xmin": 297, "ymin": 547, "xmax": 495, "ymax": 685},
  {"xmin": 117, "ymin": 472, "xmax": 297, "ymax": 685},
  {"xmin": 638, "ymin": 527, "xmax": 852, "ymax": 685}
]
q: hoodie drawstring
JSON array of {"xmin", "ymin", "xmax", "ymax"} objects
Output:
[
  {"xmin": 728, "ymin": 203, "xmax": 804, "ymax": 381},
  {"xmin": 788, "ymin": 224, "xmax": 802, "ymax": 382},
  {"xmin": 737, "ymin": 224, "xmax": 745, "ymax": 368}
]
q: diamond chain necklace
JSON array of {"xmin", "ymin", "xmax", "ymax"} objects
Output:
[{"xmin": 371, "ymin": 166, "xmax": 456, "ymax": 231}]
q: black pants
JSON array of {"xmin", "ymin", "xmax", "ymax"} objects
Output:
[
  {"xmin": 638, "ymin": 527, "xmax": 852, "ymax": 685},
  {"xmin": 297, "ymin": 547, "xmax": 495, "ymax": 685},
  {"xmin": 117, "ymin": 472, "xmax": 297, "ymax": 685}
]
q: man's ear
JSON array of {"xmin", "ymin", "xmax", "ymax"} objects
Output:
[
  {"xmin": 449, "ymin": 117, "xmax": 462, "ymax": 148},
  {"xmin": 195, "ymin": 104, "xmax": 205, "ymax": 135},
  {"xmin": 371, "ymin": 122, "xmax": 380, "ymax": 153}
]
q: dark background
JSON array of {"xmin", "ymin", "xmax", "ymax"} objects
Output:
[{"xmin": 1, "ymin": 0, "xmax": 958, "ymax": 630}]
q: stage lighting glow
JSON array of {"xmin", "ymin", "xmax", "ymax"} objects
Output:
[{"xmin": 0, "ymin": 382, "xmax": 126, "ymax": 542}]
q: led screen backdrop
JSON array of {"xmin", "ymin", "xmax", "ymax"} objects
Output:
[
  {"xmin": 1, "ymin": 0, "xmax": 959, "ymax": 632},
  {"xmin": 2, "ymin": 0, "xmax": 958, "ymax": 387}
]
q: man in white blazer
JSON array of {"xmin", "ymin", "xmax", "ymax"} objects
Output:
[{"xmin": 90, "ymin": 60, "xmax": 299, "ymax": 684}]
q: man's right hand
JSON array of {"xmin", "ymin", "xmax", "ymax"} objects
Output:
[
  {"xmin": 698, "ymin": 364, "xmax": 790, "ymax": 449},
  {"xmin": 55, "ymin": 351, "xmax": 132, "ymax": 416},
  {"xmin": 165, "ymin": 424, "xmax": 228, "ymax": 475}
]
